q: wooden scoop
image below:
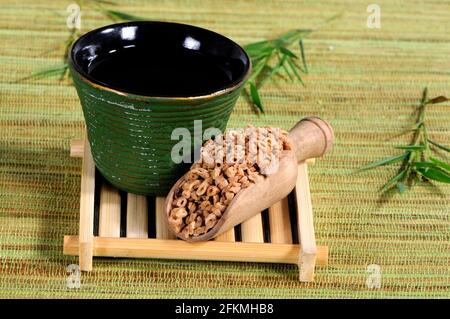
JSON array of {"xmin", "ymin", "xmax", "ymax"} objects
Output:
[{"xmin": 165, "ymin": 117, "xmax": 334, "ymax": 242}]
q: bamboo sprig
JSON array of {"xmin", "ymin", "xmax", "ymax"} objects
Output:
[
  {"xmin": 16, "ymin": 0, "xmax": 144, "ymax": 83},
  {"xmin": 243, "ymin": 29, "xmax": 311, "ymax": 112},
  {"xmin": 359, "ymin": 87, "xmax": 450, "ymax": 193}
]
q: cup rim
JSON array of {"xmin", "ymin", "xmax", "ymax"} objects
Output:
[{"xmin": 69, "ymin": 21, "xmax": 252, "ymax": 101}]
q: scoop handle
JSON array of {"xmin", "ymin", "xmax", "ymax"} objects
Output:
[{"xmin": 288, "ymin": 117, "xmax": 334, "ymax": 163}]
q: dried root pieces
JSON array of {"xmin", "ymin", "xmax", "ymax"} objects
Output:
[{"xmin": 168, "ymin": 126, "xmax": 291, "ymax": 239}]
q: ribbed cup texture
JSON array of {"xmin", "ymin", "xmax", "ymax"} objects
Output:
[{"xmin": 71, "ymin": 70, "xmax": 243, "ymax": 195}]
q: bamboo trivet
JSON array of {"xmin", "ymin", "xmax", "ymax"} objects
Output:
[{"xmin": 64, "ymin": 138, "xmax": 328, "ymax": 282}]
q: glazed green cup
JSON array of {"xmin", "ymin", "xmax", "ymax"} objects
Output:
[{"xmin": 69, "ymin": 21, "xmax": 251, "ymax": 195}]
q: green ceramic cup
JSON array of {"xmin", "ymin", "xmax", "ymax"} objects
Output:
[{"xmin": 69, "ymin": 21, "xmax": 251, "ymax": 195}]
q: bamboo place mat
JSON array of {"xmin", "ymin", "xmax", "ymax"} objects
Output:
[{"xmin": 1, "ymin": 0, "xmax": 449, "ymax": 298}]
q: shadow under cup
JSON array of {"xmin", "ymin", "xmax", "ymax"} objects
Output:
[{"xmin": 69, "ymin": 21, "xmax": 251, "ymax": 195}]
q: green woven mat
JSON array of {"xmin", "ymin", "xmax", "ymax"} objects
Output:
[{"xmin": 1, "ymin": 0, "xmax": 449, "ymax": 298}]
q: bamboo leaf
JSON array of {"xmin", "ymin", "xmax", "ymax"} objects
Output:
[
  {"xmin": 244, "ymin": 40, "xmax": 269, "ymax": 50},
  {"xmin": 59, "ymin": 65, "xmax": 70, "ymax": 81},
  {"xmin": 277, "ymin": 30, "xmax": 301, "ymax": 44},
  {"xmin": 15, "ymin": 64, "xmax": 69, "ymax": 82},
  {"xmin": 247, "ymin": 53, "xmax": 274, "ymax": 83},
  {"xmin": 249, "ymin": 82, "xmax": 264, "ymax": 112},
  {"xmin": 243, "ymin": 28, "xmax": 312, "ymax": 112},
  {"xmin": 421, "ymin": 87, "xmax": 428, "ymax": 105},
  {"xmin": 278, "ymin": 46, "xmax": 298, "ymax": 58},
  {"xmin": 244, "ymin": 40, "xmax": 273, "ymax": 57},
  {"xmin": 429, "ymin": 157, "xmax": 450, "ymax": 172},
  {"xmin": 413, "ymin": 161, "xmax": 436, "ymax": 169},
  {"xmin": 380, "ymin": 169, "xmax": 407, "ymax": 192},
  {"xmin": 276, "ymin": 29, "xmax": 311, "ymax": 46},
  {"xmin": 359, "ymin": 153, "xmax": 408, "ymax": 171},
  {"xmin": 394, "ymin": 145, "xmax": 425, "ymax": 151},
  {"xmin": 428, "ymin": 139, "xmax": 450, "ymax": 152},
  {"xmin": 299, "ymin": 39, "xmax": 308, "ymax": 73},
  {"xmin": 287, "ymin": 57, "xmax": 305, "ymax": 86},
  {"xmin": 258, "ymin": 55, "xmax": 289, "ymax": 85},
  {"xmin": 386, "ymin": 122, "xmax": 423, "ymax": 140},
  {"xmin": 417, "ymin": 167, "xmax": 450, "ymax": 183},
  {"xmin": 281, "ymin": 63, "xmax": 294, "ymax": 81},
  {"xmin": 276, "ymin": 54, "xmax": 294, "ymax": 81},
  {"xmin": 426, "ymin": 95, "xmax": 449, "ymax": 105},
  {"xmin": 361, "ymin": 88, "xmax": 450, "ymax": 193}
]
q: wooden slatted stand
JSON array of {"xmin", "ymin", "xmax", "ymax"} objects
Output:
[{"xmin": 64, "ymin": 139, "xmax": 328, "ymax": 282}]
